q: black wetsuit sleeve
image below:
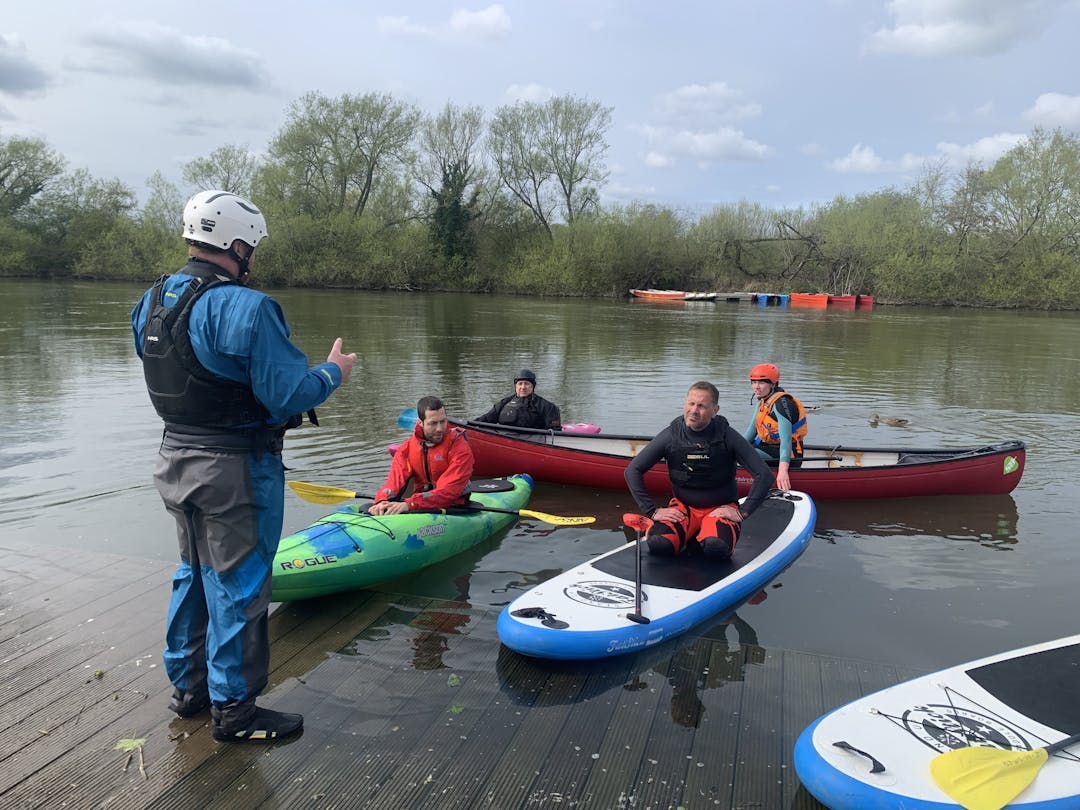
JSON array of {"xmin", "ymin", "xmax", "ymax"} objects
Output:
[
  {"xmin": 773, "ymin": 394, "xmax": 799, "ymax": 424},
  {"xmin": 624, "ymin": 428, "xmax": 672, "ymax": 516},
  {"xmin": 730, "ymin": 427, "xmax": 772, "ymax": 515},
  {"xmin": 540, "ymin": 397, "xmax": 562, "ymax": 430},
  {"xmin": 476, "ymin": 396, "xmax": 510, "ymax": 425}
]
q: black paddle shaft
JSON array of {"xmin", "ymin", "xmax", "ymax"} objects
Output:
[{"xmin": 627, "ymin": 531, "xmax": 650, "ymax": 625}]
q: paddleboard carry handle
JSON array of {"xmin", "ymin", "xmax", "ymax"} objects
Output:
[{"xmin": 832, "ymin": 740, "xmax": 886, "ymax": 774}]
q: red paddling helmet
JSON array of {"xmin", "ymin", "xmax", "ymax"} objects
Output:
[{"xmin": 749, "ymin": 363, "xmax": 780, "ymax": 384}]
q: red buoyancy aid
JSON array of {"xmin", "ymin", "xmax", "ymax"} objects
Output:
[
  {"xmin": 754, "ymin": 390, "xmax": 808, "ymax": 454},
  {"xmin": 405, "ymin": 428, "xmax": 464, "ymax": 491}
]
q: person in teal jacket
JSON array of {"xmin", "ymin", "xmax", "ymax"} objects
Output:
[{"xmin": 131, "ymin": 190, "xmax": 357, "ymax": 742}]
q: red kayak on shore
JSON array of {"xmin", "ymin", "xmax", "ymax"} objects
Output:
[{"xmin": 450, "ymin": 420, "xmax": 1026, "ymax": 500}]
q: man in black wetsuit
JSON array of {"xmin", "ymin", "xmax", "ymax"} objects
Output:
[{"xmin": 625, "ymin": 381, "xmax": 771, "ymax": 559}]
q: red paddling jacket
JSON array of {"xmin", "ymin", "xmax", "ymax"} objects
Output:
[{"xmin": 374, "ymin": 422, "xmax": 474, "ymax": 511}]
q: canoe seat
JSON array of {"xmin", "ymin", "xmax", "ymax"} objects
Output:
[{"xmin": 896, "ymin": 452, "xmax": 951, "ymax": 465}]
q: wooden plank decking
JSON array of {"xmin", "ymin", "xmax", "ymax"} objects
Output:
[{"xmin": 0, "ymin": 541, "xmax": 923, "ymax": 809}]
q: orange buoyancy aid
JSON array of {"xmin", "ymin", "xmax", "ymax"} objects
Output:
[
  {"xmin": 405, "ymin": 427, "xmax": 464, "ymax": 491},
  {"xmin": 754, "ymin": 390, "xmax": 808, "ymax": 454}
]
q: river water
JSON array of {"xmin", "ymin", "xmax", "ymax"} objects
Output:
[{"xmin": 1, "ymin": 278, "xmax": 1077, "ymax": 672}]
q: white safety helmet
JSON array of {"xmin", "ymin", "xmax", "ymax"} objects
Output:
[{"xmin": 181, "ymin": 190, "xmax": 268, "ymax": 250}]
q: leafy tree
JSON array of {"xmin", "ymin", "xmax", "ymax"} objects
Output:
[
  {"xmin": 418, "ymin": 103, "xmax": 485, "ymax": 260},
  {"xmin": 0, "ymin": 133, "xmax": 65, "ymax": 217},
  {"xmin": 23, "ymin": 170, "xmax": 137, "ymax": 273},
  {"xmin": 261, "ymin": 91, "xmax": 421, "ymax": 219},
  {"xmin": 538, "ymin": 95, "xmax": 611, "ymax": 224},
  {"xmin": 488, "ymin": 94, "xmax": 612, "ymax": 238},
  {"xmin": 141, "ymin": 171, "xmax": 183, "ymax": 236},
  {"xmin": 182, "ymin": 144, "xmax": 259, "ymax": 197},
  {"xmin": 488, "ymin": 101, "xmax": 555, "ymax": 237},
  {"xmin": 810, "ymin": 190, "xmax": 927, "ymax": 295},
  {"xmin": 982, "ymin": 127, "xmax": 1080, "ymax": 262}
]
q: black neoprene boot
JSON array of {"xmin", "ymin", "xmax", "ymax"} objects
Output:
[
  {"xmin": 701, "ymin": 535, "xmax": 733, "ymax": 559},
  {"xmin": 211, "ymin": 700, "xmax": 303, "ymax": 742},
  {"xmin": 168, "ymin": 687, "xmax": 211, "ymax": 718}
]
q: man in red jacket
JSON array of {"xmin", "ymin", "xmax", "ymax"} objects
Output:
[{"xmin": 370, "ymin": 396, "xmax": 474, "ymax": 515}]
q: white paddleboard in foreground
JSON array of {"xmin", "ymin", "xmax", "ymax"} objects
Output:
[
  {"xmin": 497, "ymin": 491, "xmax": 815, "ymax": 660},
  {"xmin": 794, "ymin": 634, "xmax": 1080, "ymax": 809}
]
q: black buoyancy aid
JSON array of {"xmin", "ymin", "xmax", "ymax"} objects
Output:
[
  {"xmin": 497, "ymin": 396, "xmax": 536, "ymax": 428},
  {"xmin": 142, "ymin": 261, "xmax": 271, "ymax": 430},
  {"xmin": 665, "ymin": 415, "xmax": 735, "ymax": 489}
]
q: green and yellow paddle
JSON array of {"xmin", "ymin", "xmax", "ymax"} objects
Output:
[
  {"xmin": 929, "ymin": 731, "xmax": 1080, "ymax": 810},
  {"xmin": 287, "ymin": 481, "xmax": 595, "ymax": 526}
]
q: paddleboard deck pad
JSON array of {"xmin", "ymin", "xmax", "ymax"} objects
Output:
[
  {"xmin": 497, "ymin": 490, "xmax": 815, "ymax": 660},
  {"xmin": 794, "ymin": 634, "xmax": 1080, "ymax": 809}
]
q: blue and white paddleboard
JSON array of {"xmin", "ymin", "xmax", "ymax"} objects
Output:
[
  {"xmin": 794, "ymin": 634, "xmax": 1080, "ymax": 810},
  {"xmin": 497, "ymin": 491, "xmax": 816, "ymax": 660}
]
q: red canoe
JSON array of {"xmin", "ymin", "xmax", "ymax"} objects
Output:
[{"xmin": 452, "ymin": 420, "xmax": 1026, "ymax": 499}]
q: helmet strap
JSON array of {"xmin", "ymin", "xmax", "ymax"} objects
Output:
[{"xmin": 228, "ymin": 242, "xmax": 253, "ymax": 280}]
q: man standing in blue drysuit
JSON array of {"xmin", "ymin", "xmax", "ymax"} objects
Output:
[{"xmin": 132, "ymin": 190, "xmax": 357, "ymax": 742}]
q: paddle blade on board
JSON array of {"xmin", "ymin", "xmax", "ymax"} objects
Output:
[
  {"xmin": 929, "ymin": 745, "xmax": 1049, "ymax": 810},
  {"xmin": 287, "ymin": 480, "xmax": 365, "ymax": 505},
  {"xmin": 520, "ymin": 510, "xmax": 594, "ymax": 526}
]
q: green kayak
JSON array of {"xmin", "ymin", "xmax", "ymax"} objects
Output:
[{"xmin": 271, "ymin": 474, "xmax": 533, "ymax": 601}]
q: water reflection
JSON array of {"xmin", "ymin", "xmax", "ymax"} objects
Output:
[
  {"xmin": 814, "ymin": 495, "xmax": 1019, "ymax": 548},
  {"xmin": 405, "ymin": 576, "xmax": 473, "ymax": 671},
  {"xmin": 495, "ymin": 607, "xmax": 767, "ymax": 731}
]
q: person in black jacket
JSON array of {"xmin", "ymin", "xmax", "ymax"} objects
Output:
[
  {"xmin": 625, "ymin": 381, "xmax": 770, "ymax": 560},
  {"xmin": 475, "ymin": 369, "xmax": 562, "ymax": 430}
]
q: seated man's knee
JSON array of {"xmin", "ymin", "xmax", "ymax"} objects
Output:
[
  {"xmin": 646, "ymin": 528, "xmax": 679, "ymax": 556},
  {"xmin": 701, "ymin": 518, "xmax": 740, "ymax": 559}
]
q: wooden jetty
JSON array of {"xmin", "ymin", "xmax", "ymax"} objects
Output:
[{"xmin": 0, "ymin": 540, "xmax": 922, "ymax": 809}]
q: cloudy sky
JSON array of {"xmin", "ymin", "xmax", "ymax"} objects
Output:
[{"xmin": 3, "ymin": 0, "xmax": 1080, "ymax": 213}]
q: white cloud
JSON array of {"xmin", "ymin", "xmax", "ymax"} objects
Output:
[
  {"xmin": 605, "ymin": 180, "xmax": 658, "ymax": 199},
  {"xmin": 641, "ymin": 124, "xmax": 772, "ymax": 168},
  {"xmin": 830, "ymin": 143, "xmax": 887, "ymax": 173},
  {"xmin": 638, "ymin": 81, "xmax": 770, "ymax": 169},
  {"xmin": 450, "ymin": 5, "xmax": 512, "ymax": 38},
  {"xmin": 1024, "ymin": 92, "xmax": 1080, "ymax": 128},
  {"xmin": 654, "ymin": 82, "xmax": 762, "ymax": 124},
  {"xmin": 74, "ymin": 21, "xmax": 270, "ymax": 91},
  {"xmin": 864, "ymin": 0, "xmax": 1066, "ymax": 57},
  {"xmin": 935, "ymin": 132, "xmax": 1026, "ymax": 163},
  {"xmin": 644, "ymin": 151, "xmax": 674, "ymax": 169},
  {"xmin": 829, "ymin": 133, "xmax": 1025, "ymax": 174},
  {"xmin": 0, "ymin": 33, "xmax": 49, "ymax": 96},
  {"xmin": 504, "ymin": 83, "xmax": 554, "ymax": 103},
  {"xmin": 379, "ymin": 4, "xmax": 511, "ymax": 43}
]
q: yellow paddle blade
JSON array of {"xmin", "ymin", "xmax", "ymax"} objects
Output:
[
  {"xmin": 287, "ymin": 481, "xmax": 361, "ymax": 504},
  {"xmin": 519, "ymin": 509, "xmax": 595, "ymax": 526},
  {"xmin": 929, "ymin": 745, "xmax": 1049, "ymax": 810}
]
